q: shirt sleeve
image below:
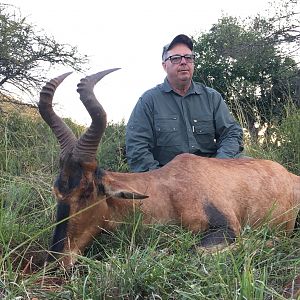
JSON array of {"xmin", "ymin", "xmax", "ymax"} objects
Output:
[
  {"xmin": 125, "ymin": 96, "xmax": 160, "ymax": 172},
  {"xmin": 213, "ymin": 93, "xmax": 244, "ymax": 158}
]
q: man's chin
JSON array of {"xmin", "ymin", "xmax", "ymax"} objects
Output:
[{"xmin": 179, "ymin": 75, "xmax": 191, "ymax": 82}]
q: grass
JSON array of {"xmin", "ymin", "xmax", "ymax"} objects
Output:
[
  {"xmin": 0, "ymin": 105, "xmax": 299, "ymax": 299},
  {"xmin": 1, "ymin": 216, "xmax": 299, "ymax": 299}
]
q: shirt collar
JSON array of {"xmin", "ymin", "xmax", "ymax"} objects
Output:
[{"xmin": 161, "ymin": 77, "xmax": 202, "ymax": 95}]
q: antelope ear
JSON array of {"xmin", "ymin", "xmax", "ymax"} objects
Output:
[{"xmin": 108, "ymin": 190, "xmax": 149, "ymax": 200}]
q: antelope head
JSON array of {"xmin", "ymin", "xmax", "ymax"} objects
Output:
[{"xmin": 39, "ymin": 69, "xmax": 124, "ymax": 266}]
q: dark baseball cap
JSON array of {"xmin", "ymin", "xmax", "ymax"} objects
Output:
[{"xmin": 162, "ymin": 34, "xmax": 193, "ymax": 60}]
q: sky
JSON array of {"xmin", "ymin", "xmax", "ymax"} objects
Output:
[{"xmin": 3, "ymin": 0, "xmax": 293, "ymax": 125}]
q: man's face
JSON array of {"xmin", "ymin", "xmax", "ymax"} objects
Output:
[{"xmin": 162, "ymin": 43, "xmax": 195, "ymax": 86}]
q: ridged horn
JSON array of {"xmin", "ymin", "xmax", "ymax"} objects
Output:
[
  {"xmin": 73, "ymin": 68, "xmax": 120, "ymax": 161},
  {"xmin": 38, "ymin": 72, "xmax": 77, "ymax": 160}
]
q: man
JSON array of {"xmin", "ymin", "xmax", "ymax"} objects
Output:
[{"xmin": 126, "ymin": 34, "xmax": 244, "ymax": 172}]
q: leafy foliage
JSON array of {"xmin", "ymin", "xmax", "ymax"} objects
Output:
[{"xmin": 193, "ymin": 0, "xmax": 300, "ymax": 139}]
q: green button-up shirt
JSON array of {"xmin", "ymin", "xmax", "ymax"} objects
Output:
[{"xmin": 126, "ymin": 78, "xmax": 243, "ymax": 172}]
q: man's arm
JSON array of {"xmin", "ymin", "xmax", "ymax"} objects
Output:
[
  {"xmin": 126, "ymin": 97, "xmax": 160, "ymax": 172},
  {"xmin": 213, "ymin": 94, "xmax": 244, "ymax": 158}
]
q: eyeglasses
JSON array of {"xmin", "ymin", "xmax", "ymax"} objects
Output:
[{"xmin": 164, "ymin": 54, "xmax": 195, "ymax": 64}]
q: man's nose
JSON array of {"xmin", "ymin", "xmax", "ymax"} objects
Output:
[{"xmin": 180, "ymin": 57, "xmax": 188, "ymax": 64}]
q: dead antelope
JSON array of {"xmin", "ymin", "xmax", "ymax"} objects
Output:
[{"xmin": 39, "ymin": 69, "xmax": 300, "ymax": 267}]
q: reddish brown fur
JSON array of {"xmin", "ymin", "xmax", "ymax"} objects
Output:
[{"xmin": 53, "ymin": 153, "xmax": 300, "ymax": 266}]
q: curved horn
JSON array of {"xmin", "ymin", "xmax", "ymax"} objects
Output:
[
  {"xmin": 38, "ymin": 72, "xmax": 77, "ymax": 160},
  {"xmin": 73, "ymin": 68, "xmax": 120, "ymax": 161}
]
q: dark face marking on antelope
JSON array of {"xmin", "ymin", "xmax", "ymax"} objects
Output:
[
  {"xmin": 49, "ymin": 162, "xmax": 102, "ymax": 261},
  {"xmin": 200, "ymin": 202, "xmax": 236, "ymax": 247},
  {"xmin": 54, "ymin": 159, "xmax": 83, "ymax": 195},
  {"xmin": 48, "ymin": 202, "xmax": 70, "ymax": 261}
]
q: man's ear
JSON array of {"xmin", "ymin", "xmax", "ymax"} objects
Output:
[{"xmin": 107, "ymin": 190, "xmax": 149, "ymax": 200}]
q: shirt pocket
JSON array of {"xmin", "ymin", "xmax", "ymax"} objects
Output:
[
  {"xmin": 154, "ymin": 115, "xmax": 181, "ymax": 146},
  {"xmin": 192, "ymin": 119, "xmax": 217, "ymax": 152}
]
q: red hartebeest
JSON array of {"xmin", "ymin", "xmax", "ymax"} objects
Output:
[{"xmin": 38, "ymin": 69, "xmax": 300, "ymax": 267}]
